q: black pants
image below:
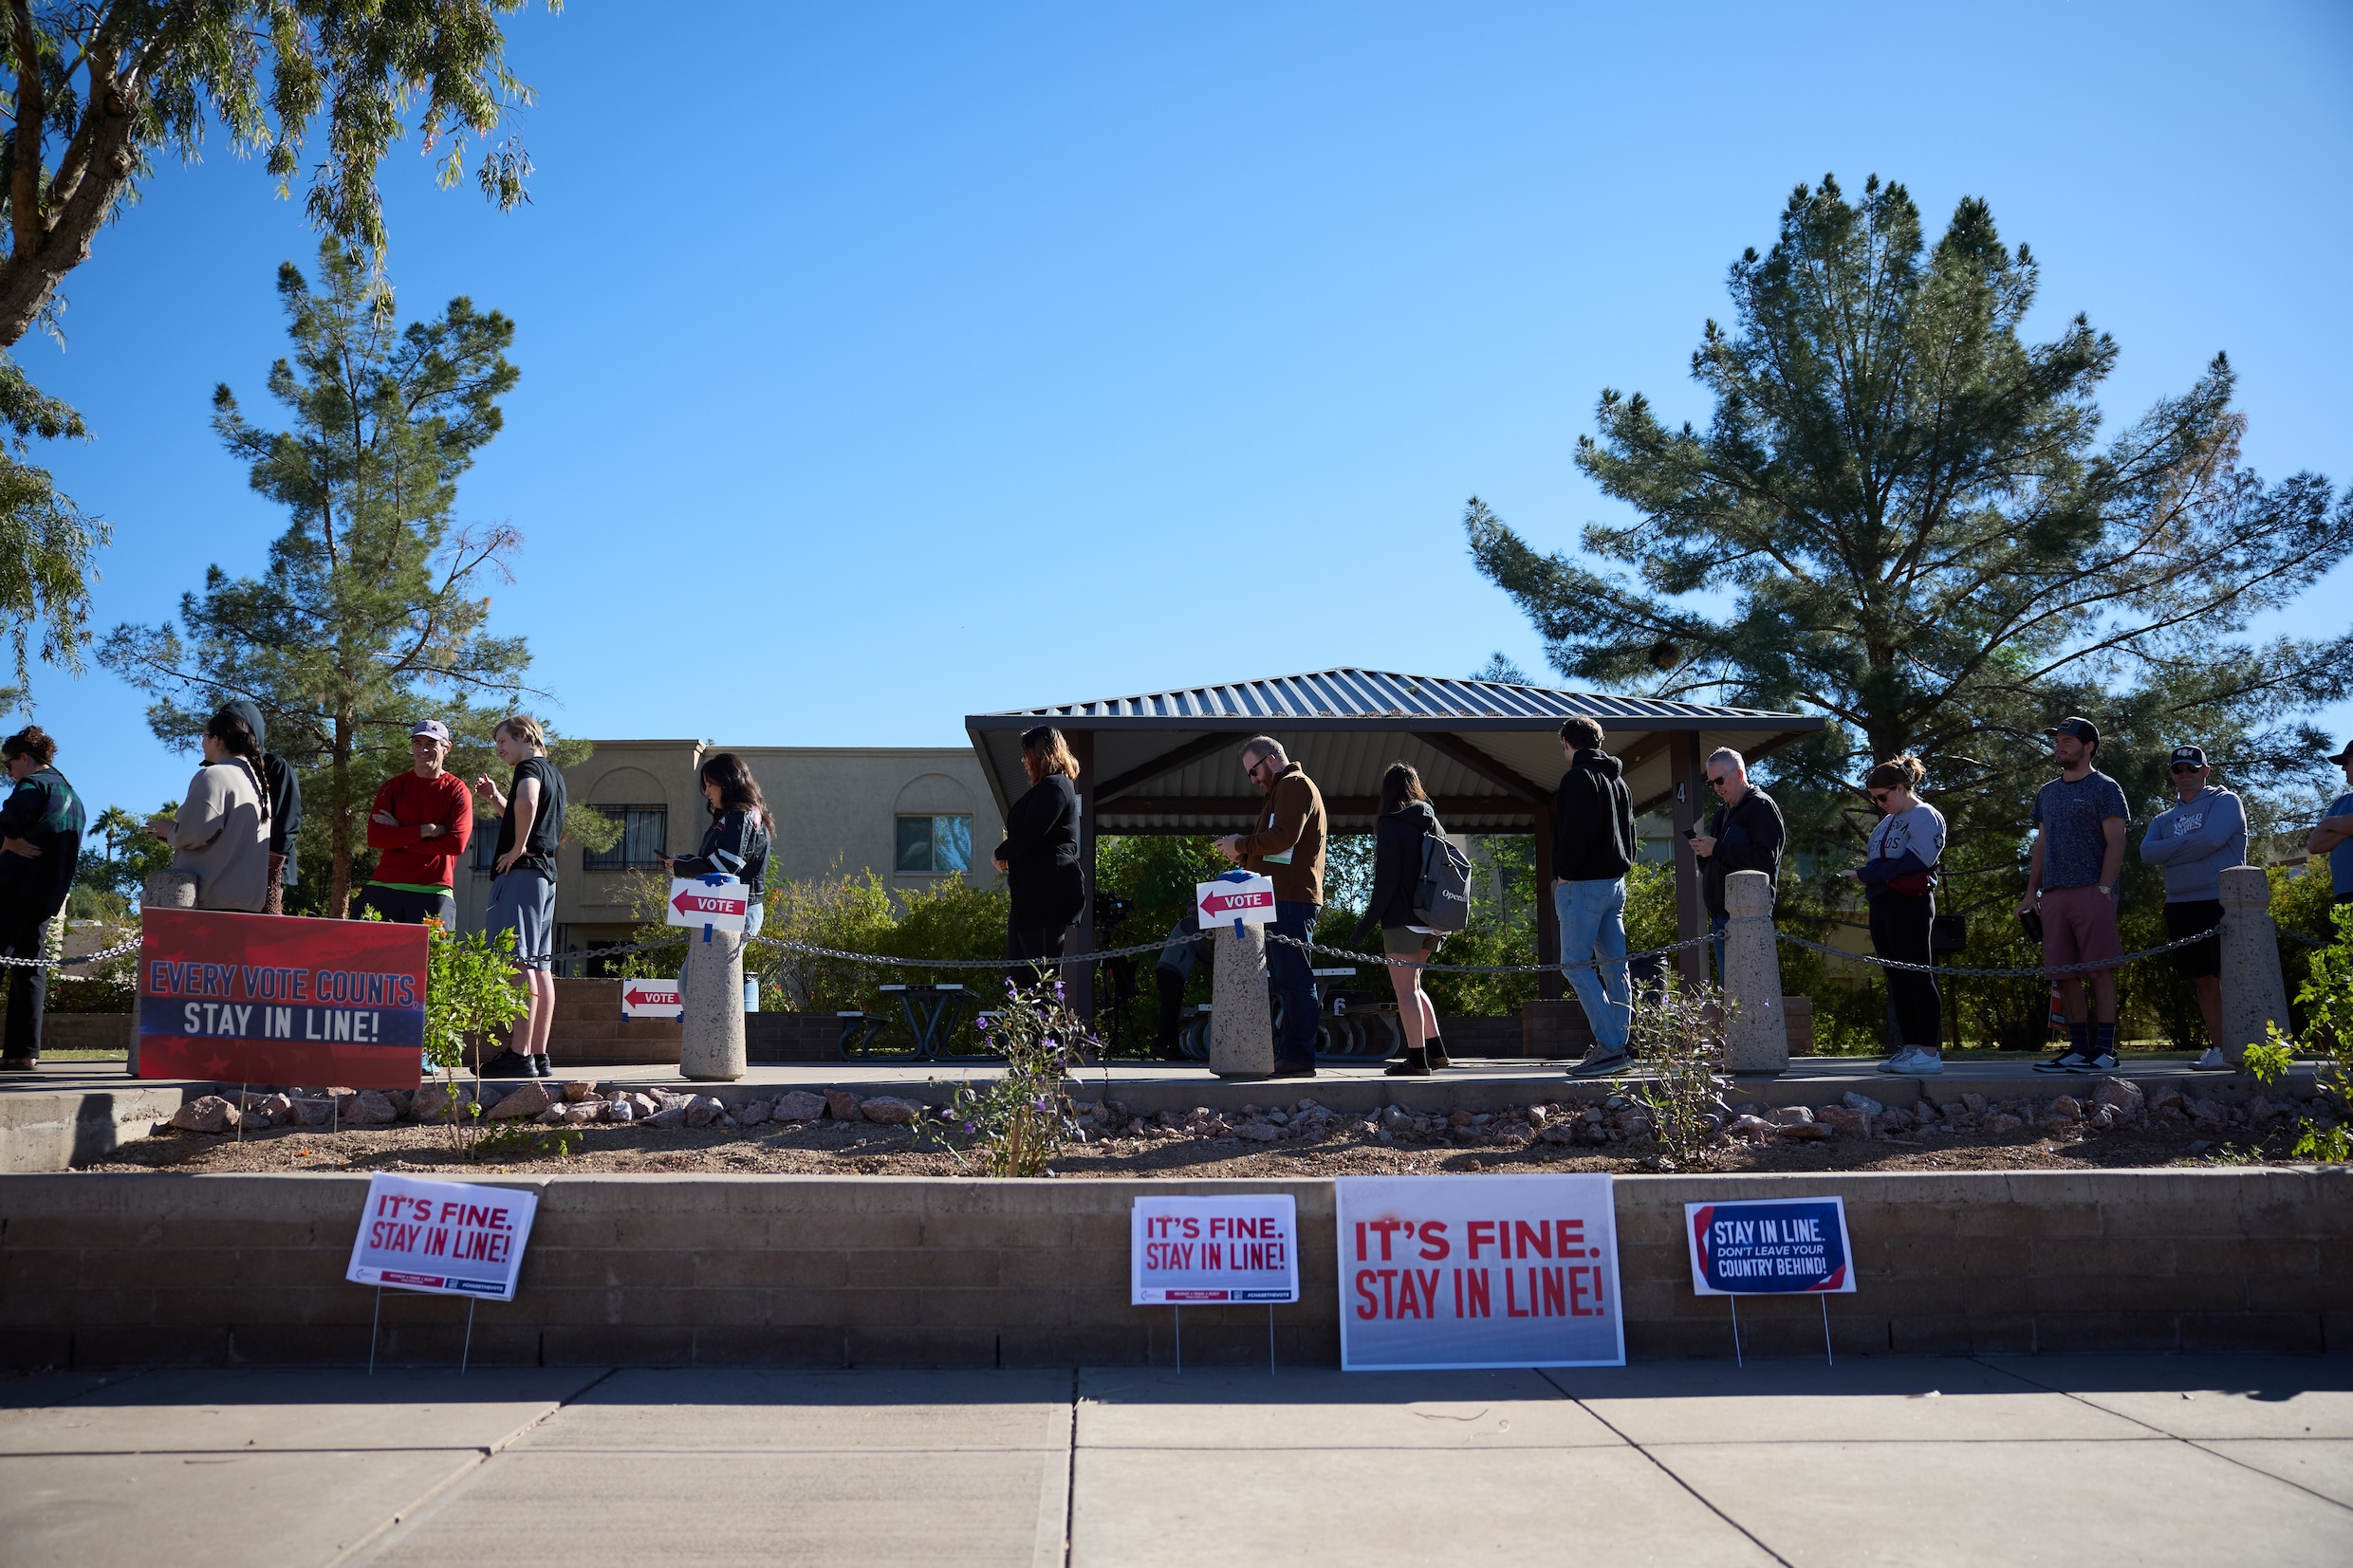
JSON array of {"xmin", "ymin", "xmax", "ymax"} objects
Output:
[
  {"xmin": 1007, "ymin": 924, "xmax": 1070, "ymax": 967},
  {"xmin": 1868, "ymin": 892, "xmax": 1940, "ymax": 1049},
  {"xmin": 0, "ymin": 910, "xmax": 48, "ymax": 1061},
  {"xmin": 355, "ymin": 884, "xmax": 457, "ymax": 926},
  {"xmin": 1156, "ymin": 965, "xmax": 1187, "ymax": 1058}
]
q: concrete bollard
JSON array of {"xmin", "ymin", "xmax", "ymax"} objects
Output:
[
  {"xmin": 1721, "ymin": 869, "xmax": 1788, "ymax": 1073},
  {"xmin": 2217, "ymin": 865, "xmax": 2291, "ymax": 1067},
  {"xmin": 678, "ymin": 928, "xmax": 748, "ymax": 1080},
  {"xmin": 1209, "ymin": 921, "xmax": 1275, "ymax": 1079},
  {"xmin": 143, "ymin": 871, "xmax": 198, "ymax": 910}
]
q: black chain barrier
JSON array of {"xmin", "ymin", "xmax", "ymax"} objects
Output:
[{"xmin": 1774, "ymin": 924, "xmax": 2229, "ymax": 979}]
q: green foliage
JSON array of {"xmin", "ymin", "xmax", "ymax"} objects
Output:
[
  {"xmin": 102, "ymin": 243, "xmax": 543, "ymax": 915},
  {"xmin": 2248, "ymin": 902, "xmax": 2353, "ymax": 1162},
  {"xmin": 1469, "ymin": 171, "xmax": 2353, "ymax": 955},
  {"xmin": 1630, "ymin": 977, "xmax": 1731, "ymax": 1165},
  {"xmin": 920, "ymin": 977, "xmax": 1090, "ymax": 1177},
  {"xmin": 423, "ymin": 921, "xmax": 532, "ymax": 1077}
]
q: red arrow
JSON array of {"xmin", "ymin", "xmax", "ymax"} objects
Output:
[
  {"xmin": 622, "ymin": 981, "xmax": 679, "ymax": 1007},
  {"xmin": 1198, "ymin": 887, "xmax": 1274, "ymax": 918},
  {"xmin": 671, "ymin": 888, "xmax": 748, "ymax": 918}
]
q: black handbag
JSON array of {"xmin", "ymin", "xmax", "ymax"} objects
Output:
[{"xmin": 1931, "ymin": 914, "xmax": 1968, "ymax": 954}]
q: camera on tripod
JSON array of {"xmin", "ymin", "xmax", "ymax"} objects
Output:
[{"xmin": 1094, "ymin": 892, "xmax": 1135, "ymax": 930}]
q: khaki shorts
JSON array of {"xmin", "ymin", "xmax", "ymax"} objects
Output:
[
  {"xmin": 2040, "ymin": 884, "xmax": 2122, "ymax": 972},
  {"xmin": 1381, "ymin": 928, "xmax": 1444, "ymax": 959}
]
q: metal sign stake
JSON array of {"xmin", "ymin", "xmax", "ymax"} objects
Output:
[
  {"xmin": 1728, "ymin": 1296, "xmax": 1742, "ymax": 1368},
  {"xmin": 461, "ymin": 1300, "xmax": 477, "ymax": 1375},
  {"xmin": 368, "ymin": 1285, "xmax": 382, "ymax": 1375},
  {"xmin": 1820, "ymin": 1296, "xmax": 1834, "ymax": 1366}
]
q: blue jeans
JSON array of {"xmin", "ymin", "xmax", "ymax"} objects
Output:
[
  {"xmin": 1552, "ymin": 879, "xmax": 1631, "ymax": 1050},
  {"xmin": 1267, "ymin": 901, "xmax": 1321, "ymax": 1064},
  {"xmin": 1710, "ymin": 915, "xmax": 1728, "ymax": 987}
]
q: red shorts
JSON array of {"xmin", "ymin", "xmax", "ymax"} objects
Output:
[{"xmin": 2040, "ymin": 884, "xmax": 2122, "ymax": 971}]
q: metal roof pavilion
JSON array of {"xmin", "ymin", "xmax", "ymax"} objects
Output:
[{"xmin": 965, "ymin": 669, "xmax": 1825, "ymax": 1005}]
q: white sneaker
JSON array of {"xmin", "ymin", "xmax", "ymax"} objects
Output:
[
  {"xmin": 1889, "ymin": 1048, "xmax": 1943, "ymax": 1077},
  {"xmin": 2190, "ymin": 1046, "xmax": 2233, "ymax": 1072}
]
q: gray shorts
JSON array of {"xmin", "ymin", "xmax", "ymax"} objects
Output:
[{"xmin": 487, "ymin": 869, "xmax": 556, "ymax": 969}]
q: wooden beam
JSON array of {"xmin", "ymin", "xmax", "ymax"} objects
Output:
[
  {"xmin": 1069, "ymin": 729, "xmax": 1097, "ymax": 1019},
  {"xmin": 1417, "ymin": 731, "xmax": 1550, "ymax": 802},
  {"xmin": 1670, "ymin": 730, "xmax": 1709, "ymax": 987},
  {"xmin": 1613, "ymin": 729, "xmax": 1674, "ymax": 772},
  {"xmin": 1532, "ymin": 790, "xmax": 1561, "ymax": 1000},
  {"xmin": 1092, "ymin": 731, "xmax": 1238, "ymax": 803},
  {"xmin": 1101, "ymin": 796, "xmax": 1539, "ymax": 821}
]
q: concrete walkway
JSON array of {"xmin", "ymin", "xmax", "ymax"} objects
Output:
[{"xmin": 4, "ymin": 1356, "xmax": 2347, "ymax": 1566}]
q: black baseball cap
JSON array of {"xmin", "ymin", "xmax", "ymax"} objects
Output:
[
  {"xmin": 2168, "ymin": 745, "xmax": 2207, "ymax": 769},
  {"xmin": 2329, "ymin": 739, "xmax": 2353, "ymax": 766},
  {"xmin": 2046, "ymin": 717, "xmax": 2099, "ymax": 748}
]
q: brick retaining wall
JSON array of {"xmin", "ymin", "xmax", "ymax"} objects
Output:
[{"xmin": 1, "ymin": 1170, "xmax": 2344, "ymax": 1371}]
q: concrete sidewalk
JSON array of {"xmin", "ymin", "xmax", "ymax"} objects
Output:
[{"xmin": 3, "ymin": 1356, "xmax": 2347, "ymax": 1566}]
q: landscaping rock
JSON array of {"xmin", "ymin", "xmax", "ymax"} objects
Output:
[
  {"xmin": 2047, "ymin": 1096, "xmax": 2084, "ymax": 1123},
  {"xmin": 824, "ymin": 1089, "xmax": 864, "ymax": 1121},
  {"xmin": 622, "ymin": 1091, "xmax": 660, "ymax": 1119},
  {"xmin": 258, "ymin": 1093, "xmax": 297, "ymax": 1127},
  {"xmin": 171, "ymin": 1095, "xmax": 237, "ymax": 1134},
  {"xmin": 563, "ymin": 1102, "xmax": 600, "ymax": 1126},
  {"xmin": 2092, "ymin": 1078, "xmax": 2144, "ymax": 1116},
  {"xmin": 606, "ymin": 1098, "xmax": 636, "ymax": 1124},
  {"xmin": 487, "ymin": 1082, "xmax": 553, "ymax": 1121},
  {"xmin": 1841, "ymin": 1092, "xmax": 1884, "ymax": 1116},
  {"xmin": 562, "ymin": 1080, "xmax": 596, "ymax": 1103},
  {"xmin": 2189, "ymin": 1098, "xmax": 2226, "ymax": 1125},
  {"xmin": 683, "ymin": 1097, "xmax": 722, "ymax": 1129},
  {"xmin": 2146, "ymin": 1084, "xmax": 2187, "ymax": 1112},
  {"xmin": 773, "ymin": 1091, "xmax": 827, "ymax": 1121},
  {"xmin": 1818, "ymin": 1106, "xmax": 1870, "ymax": 1138},
  {"xmin": 1727, "ymin": 1114, "xmax": 1774, "ymax": 1139},
  {"xmin": 1775, "ymin": 1121, "xmax": 1832, "ymax": 1141},
  {"xmin": 1962, "ymin": 1093, "xmax": 1988, "ymax": 1116},
  {"xmin": 346, "ymin": 1090, "xmax": 398, "ymax": 1126},
  {"xmin": 292, "ymin": 1095, "xmax": 334, "ymax": 1126},
  {"xmin": 1983, "ymin": 1113, "xmax": 2025, "ymax": 1134},
  {"xmin": 533, "ymin": 1106, "xmax": 566, "ymax": 1125},
  {"xmin": 1769, "ymin": 1105, "xmax": 1817, "ymax": 1127},
  {"xmin": 2249, "ymin": 1096, "xmax": 2280, "ymax": 1126},
  {"xmin": 736, "ymin": 1098, "xmax": 770, "ymax": 1127},
  {"xmin": 646, "ymin": 1105, "xmax": 688, "ymax": 1130},
  {"xmin": 861, "ymin": 1097, "xmax": 921, "ymax": 1126},
  {"xmin": 1234, "ymin": 1122, "xmax": 1280, "ymax": 1142}
]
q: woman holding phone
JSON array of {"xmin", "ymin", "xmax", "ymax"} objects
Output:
[{"xmin": 1843, "ymin": 754, "xmax": 1945, "ymax": 1076}]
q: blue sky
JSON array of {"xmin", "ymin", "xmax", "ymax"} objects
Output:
[{"xmin": 19, "ymin": 0, "xmax": 2353, "ymax": 817}]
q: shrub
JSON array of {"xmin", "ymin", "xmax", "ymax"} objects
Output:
[{"xmin": 920, "ymin": 976, "xmax": 1091, "ymax": 1176}]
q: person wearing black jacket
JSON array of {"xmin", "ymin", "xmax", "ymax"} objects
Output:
[
  {"xmin": 220, "ymin": 699, "xmax": 302, "ymax": 913},
  {"xmin": 1692, "ymin": 747, "xmax": 1785, "ymax": 982},
  {"xmin": 1351, "ymin": 763, "xmax": 1448, "ymax": 1077},
  {"xmin": 665, "ymin": 753, "xmax": 774, "ymax": 992},
  {"xmin": 1550, "ymin": 717, "xmax": 1637, "ymax": 1079},
  {"xmin": 991, "ymin": 727, "xmax": 1086, "ymax": 966},
  {"xmin": 0, "ymin": 726, "xmax": 84, "ymax": 1069},
  {"xmin": 1153, "ymin": 913, "xmax": 1211, "ymax": 1061}
]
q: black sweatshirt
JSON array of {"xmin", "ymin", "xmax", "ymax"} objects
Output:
[
  {"xmin": 1551, "ymin": 748, "xmax": 1635, "ymax": 882},
  {"xmin": 995, "ymin": 773, "xmax": 1085, "ymax": 929},
  {"xmin": 674, "ymin": 806, "xmax": 771, "ymax": 894},
  {"xmin": 1353, "ymin": 801, "xmax": 1437, "ymax": 944},
  {"xmin": 1702, "ymin": 786, "xmax": 1786, "ymax": 919}
]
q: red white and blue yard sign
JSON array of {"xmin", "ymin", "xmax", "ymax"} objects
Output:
[
  {"xmin": 1683, "ymin": 1196, "xmax": 1857, "ymax": 1295},
  {"xmin": 138, "ymin": 909, "xmax": 426, "ymax": 1089},
  {"xmin": 347, "ymin": 1172, "xmax": 539, "ymax": 1301},
  {"xmin": 621, "ymin": 977, "xmax": 682, "ymax": 1019},
  {"xmin": 1195, "ymin": 873, "xmax": 1276, "ymax": 928},
  {"xmin": 1131, "ymin": 1194, "xmax": 1300, "ymax": 1304},
  {"xmin": 1336, "ymin": 1174, "xmax": 1623, "ymax": 1370}
]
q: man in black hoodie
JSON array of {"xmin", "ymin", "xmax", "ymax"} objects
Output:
[
  {"xmin": 1551, "ymin": 717, "xmax": 1638, "ymax": 1077},
  {"xmin": 217, "ymin": 699, "xmax": 302, "ymax": 914}
]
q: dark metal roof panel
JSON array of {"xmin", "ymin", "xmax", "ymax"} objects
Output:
[{"xmin": 973, "ymin": 668, "xmax": 1810, "ymax": 728}]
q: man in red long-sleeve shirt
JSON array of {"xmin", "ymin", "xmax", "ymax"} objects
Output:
[{"xmin": 356, "ymin": 720, "xmax": 473, "ymax": 927}]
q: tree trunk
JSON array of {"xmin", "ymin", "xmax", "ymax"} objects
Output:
[
  {"xmin": 328, "ymin": 712, "xmax": 353, "ymax": 917},
  {"xmin": 0, "ymin": 69, "xmax": 142, "ymax": 349}
]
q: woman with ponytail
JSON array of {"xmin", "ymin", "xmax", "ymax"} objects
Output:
[
  {"xmin": 1843, "ymin": 753, "xmax": 1946, "ymax": 1076},
  {"xmin": 147, "ymin": 710, "xmax": 272, "ymax": 912}
]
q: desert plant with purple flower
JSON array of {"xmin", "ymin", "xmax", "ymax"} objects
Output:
[{"xmin": 916, "ymin": 975, "xmax": 1097, "ymax": 1176}]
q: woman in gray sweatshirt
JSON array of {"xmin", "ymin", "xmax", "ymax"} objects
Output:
[
  {"xmin": 2138, "ymin": 746, "xmax": 2246, "ymax": 1070},
  {"xmin": 147, "ymin": 710, "xmax": 273, "ymax": 913}
]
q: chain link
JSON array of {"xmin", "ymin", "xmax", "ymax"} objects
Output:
[
  {"xmin": 0, "ymin": 938, "xmax": 139, "ymax": 970},
  {"xmin": 1774, "ymin": 924, "xmax": 2224, "ymax": 979},
  {"xmin": 748, "ymin": 933, "xmax": 1178, "ymax": 969},
  {"xmin": 1266, "ymin": 930, "xmax": 1718, "ymax": 976}
]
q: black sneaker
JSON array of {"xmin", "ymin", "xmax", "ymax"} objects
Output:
[
  {"xmin": 1384, "ymin": 1049, "xmax": 1432, "ymax": 1078},
  {"xmin": 1269, "ymin": 1061, "xmax": 1318, "ymax": 1079},
  {"xmin": 2033, "ymin": 1051, "xmax": 2094, "ymax": 1076},
  {"xmin": 528, "ymin": 1055, "xmax": 554, "ymax": 1079},
  {"xmin": 479, "ymin": 1049, "xmax": 536, "ymax": 1079},
  {"xmin": 2066, "ymin": 1051, "xmax": 2119, "ymax": 1075},
  {"xmin": 1567, "ymin": 1047, "xmax": 1632, "ymax": 1079}
]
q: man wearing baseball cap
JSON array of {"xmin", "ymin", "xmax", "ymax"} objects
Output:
[
  {"xmin": 2140, "ymin": 745, "xmax": 2247, "ymax": 1071},
  {"xmin": 355, "ymin": 720, "xmax": 472, "ymax": 928},
  {"xmin": 2018, "ymin": 717, "xmax": 2131, "ymax": 1075},
  {"xmin": 2308, "ymin": 739, "xmax": 2353, "ymax": 910}
]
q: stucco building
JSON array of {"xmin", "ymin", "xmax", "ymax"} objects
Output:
[{"xmin": 453, "ymin": 742, "xmax": 1004, "ymax": 966}]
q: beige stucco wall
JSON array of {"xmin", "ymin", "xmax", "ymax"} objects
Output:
[{"xmin": 454, "ymin": 742, "xmax": 1004, "ymax": 957}]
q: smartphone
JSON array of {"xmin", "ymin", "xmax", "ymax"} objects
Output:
[{"xmin": 1681, "ymin": 827, "xmax": 1696, "ymax": 840}]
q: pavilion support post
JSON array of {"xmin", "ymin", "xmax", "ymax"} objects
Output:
[
  {"xmin": 1070, "ymin": 728, "xmax": 1098, "ymax": 1021},
  {"xmin": 1532, "ymin": 792, "xmax": 1560, "ymax": 1000},
  {"xmin": 1670, "ymin": 731, "xmax": 1709, "ymax": 987}
]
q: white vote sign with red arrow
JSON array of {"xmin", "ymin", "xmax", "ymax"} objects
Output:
[
  {"xmin": 1195, "ymin": 873, "xmax": 1277, "ymax": 928},
  {"xmin": 621, "ymin": 978, "xmax": 682, "ymax": 1019},
  {"xmin": 666, "ymin": 876, "xmax": 750, "ymax": 933}
]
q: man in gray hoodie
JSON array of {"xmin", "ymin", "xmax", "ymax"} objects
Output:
[{"xmin": 2139, "ymin": 745, "xmax": 2247, "ymax": 1070}]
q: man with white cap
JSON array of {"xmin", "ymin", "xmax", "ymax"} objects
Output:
[
  {"xmin": 2309, "ymin": 739, "xmax": 2353, "ymax": 913},
  {"xmin": 356, "ymin": 719, "xmax": 473, "ymax": 928},
  {"xmin": 2140, "ymin": 745, "xmax": 2246, "ymax": 1071}
]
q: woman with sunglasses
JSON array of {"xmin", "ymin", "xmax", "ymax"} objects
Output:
[{"xmin": 1843, "ymin": 754, "xmax": 1945, "ymax": 1076}]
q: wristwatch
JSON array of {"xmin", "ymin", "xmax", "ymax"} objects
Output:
[{"xmin": 2097, "ymin": 885, "xmax": 2112, "ymax": 896}]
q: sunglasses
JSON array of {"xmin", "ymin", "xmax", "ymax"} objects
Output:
[
  {"xmin": 1867, "ymin": 789, "xmax": 1893, "ymax": 803},
  {"xmin": 1707, "ymin": 775, "xmax": 1732, "ymax": 788},
  {"xmin": 2169, "ymin": 763, "xmax": 2206, "ymax": 775}
]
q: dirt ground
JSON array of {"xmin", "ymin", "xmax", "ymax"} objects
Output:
[{"xmin": 84, "ymin": 1108, "xmax": 2312, "ymax": 1180}]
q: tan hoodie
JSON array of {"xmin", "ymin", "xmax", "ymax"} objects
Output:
[{"xmin": 167, "ymin": 758, "xmax": 270, "ymax": 912}]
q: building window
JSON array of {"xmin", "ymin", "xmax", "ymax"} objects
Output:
[
  {"xmin": 896, "ymin": 814, "xmax": 972, "ymax": 875},
  {"xmin": 472, "ymin": 827, "xmax": 498, "ymax": 874},
  {"xmin": 582, "ymin": 805, "xmax": 669, "ymax": 871}
]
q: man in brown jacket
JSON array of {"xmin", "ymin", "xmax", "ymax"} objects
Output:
[{"xmin": 1214, "ymin": 736, "xmax": 1326, "ymax": 1077}]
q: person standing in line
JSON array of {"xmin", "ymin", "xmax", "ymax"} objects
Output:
[
  {"xmin": 1152, "ymin": 913, "xmax": 1211, "ymax": 1062},
  {"xmin": 0, "ymin": 727, "xmax": 85, "ymax": 1071},
  {"xmin": 1550, "ymin": 717, "xmax": 1637, "ymax": 1079},
  {"xmin": 356, "ymin": 720, "xmax": 472, "ymax": 928},
  {"xmin": 473, "ymin": 715, "xmax": 565, "ymax": 1079},
  {"xmin": 662, "ymin": 752, "xmax": 774, "ymax": 989},
  {"xmin": 1214, "ymin": 735, "xmax": 1328, "ymax": 1079},
  {"xmin": 218, "ymin": 699, "xmax": 302, "ymax": 914},
  {"xmin": 149, "ymin": 709, "xmax": 272, "ymax": 913},
  {"xmin": 991, "ymin": 727, "xmax": 1088, "ymax": 969},
  {"xmin": 2140, "ymin": 745, "xmax": 2248, "ymax": 1072},
  {"xmin": 2018, "ymin": 716, "xmax": 2131, "ymax": 1076},
  {"xmin": 1843, "ymin": 755, "xmax": 1946, "ymax": 1077},
  {"xmin": 1350, "ymin": 763, "xmax": 1448, "ymax": 1078},
  {"xmin": 2307, "ymin": 739, "xmax": 2353, "ymax": 912},
  {"xmin": 1690, "ymin": 747, "xmax": 1785, "ymax": 983}
]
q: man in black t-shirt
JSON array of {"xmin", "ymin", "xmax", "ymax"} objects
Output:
[{"xmin": 473, "ymin": 715, "xmax": 567, "ymax": 1078}]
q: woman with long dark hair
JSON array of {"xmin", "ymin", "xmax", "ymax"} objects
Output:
[
  {"xmin": 147, "ymin": 709, "xmax": 272, "ymax": 912},
  {"xmin": 1, "ymin": 726, "xmax": 86, "ymax": 1071},
  {"xmin": 664, "ymin": 751, "xmax": 775, "ymax": 938},
  {"xmin": 1352, "ymin": 762, "xmax": 1448, "ymax": 1077},
  {"xmin": 991, "ymin": 726, "xmax": 1086, "ymax": 966},
  {"xmin": 1844, "ymin": 753, "xmax": 1946, "ymax": 1077}
]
